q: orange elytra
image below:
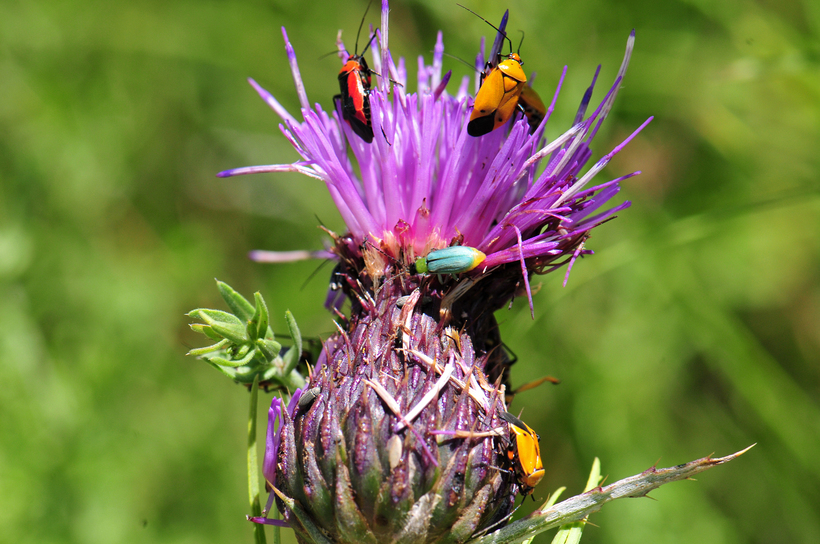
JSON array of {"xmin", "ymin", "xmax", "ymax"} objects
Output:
[
  {"xmin": 458, "ymin": 6, "xmax": 529, "ymax": 137},
  {"xmin": 499, "ymin": 411, "xmax": 545, "ymax": 496}
]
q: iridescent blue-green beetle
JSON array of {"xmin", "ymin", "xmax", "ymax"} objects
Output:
[{"xmin": 412, "ymin": 246, "xmax": 486, "ymax": 275}]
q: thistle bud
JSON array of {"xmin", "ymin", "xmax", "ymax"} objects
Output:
[{"xmin": 271, "ymin": 279, "xmax": 517, "ymax": 544}]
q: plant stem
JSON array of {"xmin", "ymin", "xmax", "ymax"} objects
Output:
[{"xmin": 248, "ymin": 375, "xmax": 267, "ymax": 544}]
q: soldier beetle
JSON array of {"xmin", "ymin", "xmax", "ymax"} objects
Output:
[
  {"xmin": 468, "ymin": 51, "xmax": 527, "ymax": 136},
  {"xmin": 412, "ymin": 246, "xmax": 486, "ymax": 275},
  {"xmin": 498, "ymin": 411, "xmax": 545, "ymax": 497},
  {"xmin": 335, "ymin": 3, "xmax": 378, "ymax": 143},
  {"xmin": 459, "ymin": 6, "xmax": 528, "ymax": 136}
]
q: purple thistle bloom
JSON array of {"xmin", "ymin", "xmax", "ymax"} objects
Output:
[
  {"xmin": 220, "ymin": 5, "xmax": 650, "ymax": 315},
  {"xmin": 227, "ymin": 1, "xmax": 650, "ymax": 541}
]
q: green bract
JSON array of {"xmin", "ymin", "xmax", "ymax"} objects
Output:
[{"xmin": 187, "ymin": 280, "xmax": 306, "ymax": 391}]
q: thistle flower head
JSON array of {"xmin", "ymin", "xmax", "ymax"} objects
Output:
[
  {"xmin": 230, "ymin": 2, "xmax": 650, "ymax": 541},
  {"xmin": 223, "ymin": 1, "xmax": 650, "ymax": 315}
]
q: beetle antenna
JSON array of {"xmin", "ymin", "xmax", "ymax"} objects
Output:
[
  {"xmin": 358, "ymin": 32, "xmax": 378, "ymax": 58},
  {"xmin": 440, "ymin": 51, "xmax": 480, "ymax": 74},
  {"xmin": 318, "ymin": 49, "xmax": 342, "ymax": 60},
  {"xmin": 498, "ymin": 410, "xmax": 527, "ymax": 429},
  {"xmin": 456, "ymin": 4, "xmax": 513, "ymax": 55},
  {"xmin": 517, "ymin": 30, "xmax": 525, "ymax": 55},
  {"xmin": 300, "ymin": 258, "xmax": 333, "ymax": 290},
  {"xmin": 354, "ymin": 0, "xmax": 374, "ymax": 54}
]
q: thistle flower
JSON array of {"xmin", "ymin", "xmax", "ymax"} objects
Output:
[
  {"xmin": 262, "ymin": 291, "xmax": 517, "ymax": 542},
  {"xmin": 224, "ymin": 1, "xmax": 651, "ymax": 541}
]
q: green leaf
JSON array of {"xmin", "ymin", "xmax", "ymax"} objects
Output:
[
  {"xmin": 259, "ymin": 368, "xmax": 287, "ymax": 387},
  {"xmin": 549, "ymin": 459, "xmax": 601, "ymax": 544},
  {"xmin": 583, "ymin": 459, "xmax": 603, "ymax": 491},
  {"xmin": 210, "ymin": 321, "xmax": 249, "ymax": 345},
  {"xmin": 187, "ymin": 339, "xmax": 229, "ymax": 357},
  {"xmin": 189, "ymin": 323, "xmax": 224, "ymax": 341},
  {"xmin": 280, "ymin": 347, "xmax": 298, "ymax": 381},
  {"xmin": 254, "ymin": 338, "xmax": 282, "ymax": 363},
  {"xmin": 282, "ymin": 369, "xmax": 307, "ymax": 391},
  {"xmin": 522, "ymin": 485, "xmax": 567, "ymax": 544},
  {"xmin": 191, "ymin": 308, "xmax": 244, "ymax": 328},
  {"xmin": 521, "ymin": 486, "xmax": 567, "ymax": 544},
  {"xmin": 541, "ymin": 487, "xmax": 567, "ymax": 511},
  {"xmin": 203, "ymin": 359, "xmax": 239, "ymax": 380},
  {"xmin": 281, "ymin": 310, "xmax": 303, "ymax": 375},
  {"xmin": 231, "ymin": 369, "xmax": 261, "ymax": 384},
  {"xmin": 217, "ymin": 280, "xmax": 256, "ymax": 322},
  {"xmin": 248, "ymin": 292, "xmax": 270, "ymax": 342},
  {"xmin": 211, "ymin": 349, "xmax": 257, "ymax": 368},
  {"xmin": 189, "ymin": 282, "xmax": 307, "ymax": 390}
]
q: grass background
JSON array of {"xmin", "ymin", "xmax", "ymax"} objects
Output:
[{"xmin": 2, "ymin": 0, "xmax": 818, "ymax": 542}]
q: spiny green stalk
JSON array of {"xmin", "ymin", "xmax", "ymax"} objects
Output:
[{"xmin": 466, "ymin": 446, "xmax": 754, "ymax": 544}]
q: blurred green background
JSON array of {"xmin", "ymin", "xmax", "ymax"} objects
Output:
[{"xmin": 2, "ymin": 0, "xmax": 818, "ymax": 542}]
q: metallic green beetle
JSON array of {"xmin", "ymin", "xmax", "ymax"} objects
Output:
[{"xmin": 412, "ymin": 246, "xmax": 486, "ymax": 275}]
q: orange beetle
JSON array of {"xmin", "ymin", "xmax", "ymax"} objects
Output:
[
  {"xmin": 499, "ymin": 411, "xmax": 545, "ymax": 497},
  {"xmin": 459, "ymin": 6, "xmax": 530, "ymax": 137},
  {"xmin": 468, "ymin": 52, "xmax": 527, "ymax": 136}
]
